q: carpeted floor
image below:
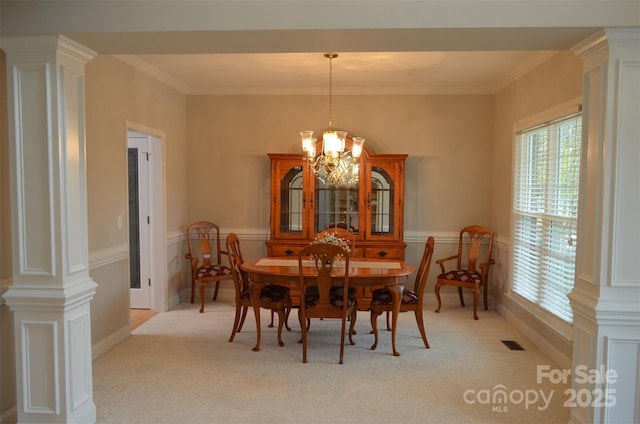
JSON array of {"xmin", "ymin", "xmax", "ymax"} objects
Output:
[{"xmin": 93, "ymin": 301, "xmax": 571, "ymax": 424}]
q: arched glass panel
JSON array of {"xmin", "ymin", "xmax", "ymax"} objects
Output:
[
  {"xmin": 280, "ymin": 166, "xmax": 304, "ymax": 233},
  {"xmin": 370, "ymin": 167, "xmax": 393, "ymax": 234}
]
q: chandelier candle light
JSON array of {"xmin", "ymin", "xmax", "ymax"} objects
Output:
[{"xmin": 301, "ymin": 53, "xmax": 365, "ymax": 188}]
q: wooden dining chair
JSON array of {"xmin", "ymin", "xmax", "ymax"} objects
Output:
[
  {"xmin": 298, "ymin": 243, "xmax": 358, "ymax": 364},
  {"xmin": 226, "ymin": 233, "xmax": 291, "ymax": 346},
  {"xmin": 434, "ymin": 225, "xmax": 494, "ymax": 320},
  {"xmin": 185, "ymin": 221, "xmax": 234, "ymax": 313},
  {"xmin": 369, "ymin": 236, "xmax": 434, "ymax": 350}
]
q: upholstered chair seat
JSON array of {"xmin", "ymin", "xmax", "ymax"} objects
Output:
[
  {"xmin": 196, "ymin": 264, "xmax": 231, "ymax": 279},
  {"xmin": 370, "ymin": 288, "xmax": 419, "ymax": 306},
  {"xmin": 437, "ymin": 269, "xmax": 482, "ymax": 284},
  {"xmin": 239, "ymin": 285, "xmax": 290, "ymax": 303}
]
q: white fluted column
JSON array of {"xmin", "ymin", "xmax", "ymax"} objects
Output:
[
  {"xmin": 1, "ymin": 35, "xmax": 97, "ymax": 423},
  {"xmin": 569, "ymin": 28, "xmax": 640, "ymax": 424}
]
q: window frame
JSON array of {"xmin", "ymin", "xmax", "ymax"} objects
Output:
[{"xmin": 507, "ymin": 98, "xmax": 582, "ymax": 341}]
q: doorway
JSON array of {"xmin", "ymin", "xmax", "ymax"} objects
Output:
[{"xmin": 127, "ymin": 128, "xmax": 166, "ymax": 311}]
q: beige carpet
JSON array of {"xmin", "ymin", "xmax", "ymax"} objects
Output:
[{"xmin": 93, "ymin": 301, "xmax": 571, "ymax": 424}]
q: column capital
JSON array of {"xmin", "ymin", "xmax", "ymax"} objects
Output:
[
  {"xmin": 571, "ymin": 27, "xmax": 640, "ymax": 58},
  {"xmin": 1, "ymin": 34, "xmax": 97, "ymax": 63}
]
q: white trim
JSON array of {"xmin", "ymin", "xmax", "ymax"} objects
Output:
[
  {"xmin": 89, "ymin": 244, "xmax": 128, "ymax": 269},
  {"xmin": 167, "ymin": 229, "xmax": 185, "ymax": 245},
  {"xmin": 0, "ymin": 278, "xmax": 12, "ymax": 305},
  {"xmin": 500, "ymin": 296, "xmax": 573, "ymax": 370},
  {"xmin": 58, "ymin": 35, "xmax": 97, "ymax": 64},
  {"xmin": 91, "ymin": 324, "xmax": 130, "ymax": 360},
  {"xmin": 219, "ymin": 228, "xmax": 270, "ymax": 241},
  {"xmin": 115, "ymin": 55, "xmax": 189, "ymax": 94},
  {"xmin": 513, "ymin": 96, "xmax": 582, "ymax": 133},
  {"xmin": 505, "ymin": 292, "xmax": 574, "ymax": 341},
  {"xmin": 179, "ymin": 228, "xmax": 477, "ymax": 244},
  {"xmin": 188, "ymin": 86, "xmax": 500, "ymax": 96},
  {"xmin": 404, "ymin": 230, "xmax": 459, "ymax": 244},
  {"xmin": 493, "ymin": 51, "xmax": 558, "ymax": 92}
]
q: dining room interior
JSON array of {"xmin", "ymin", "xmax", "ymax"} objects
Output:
[{"xmin": 0, "ymin": 2, "xmax": 639, "ymax": 424}]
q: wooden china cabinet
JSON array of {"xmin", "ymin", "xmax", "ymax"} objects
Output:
[{"xmin": 266, "ymin": 138, "xmax": 407, "ymax": 309}]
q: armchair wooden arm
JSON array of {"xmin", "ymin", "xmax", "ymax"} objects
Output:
[
  {"xmin": 435, "ymin": 254, "xmax": 458, "ymax": 274},
  {"xmin": 479, "ymin": 259, "xmax": 495, "ymax": 279}
]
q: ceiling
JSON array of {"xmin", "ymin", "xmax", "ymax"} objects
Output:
[
  {"xmin": 116, "ymin": 50, "xmax": 559, "ymax": 96},
  {"xmin": 4, "ymin": 0, "xmax": 635, "ymax": 96}
]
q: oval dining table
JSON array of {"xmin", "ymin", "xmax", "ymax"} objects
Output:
[{"xmin": 240, "ymin": 257, "xmax": 416, "ymax": 356}]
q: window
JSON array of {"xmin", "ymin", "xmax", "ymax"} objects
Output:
[{"xmin": 512, "ymin": 109, "xmax": 582, "ymax": 324}]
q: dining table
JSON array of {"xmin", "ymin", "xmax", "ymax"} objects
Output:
[{"xmin": 240, "ymin": 256, "xmax": 416, "ymax": 356}]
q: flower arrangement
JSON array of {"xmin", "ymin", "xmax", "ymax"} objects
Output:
[{"xmin": 311, "ymin": 230, "xmax": 351, "ymax": 253}]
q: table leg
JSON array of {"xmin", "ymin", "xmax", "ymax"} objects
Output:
[
  {"xmin": 250, "ymin": 282, "xmax": 264, "ymax": 352},
  {"xmin": 387, "ymin": 282, "xmax": 404, "ymax": 356}
]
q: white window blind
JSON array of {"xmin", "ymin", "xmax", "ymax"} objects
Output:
[{"xmin": 512, "ymin": 112, "xmax": 581, "ymax": 323}]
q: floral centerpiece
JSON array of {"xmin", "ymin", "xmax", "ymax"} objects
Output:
[{"xmin": 311, "ymin": 230, "xmax": 351, "ymax": 253}]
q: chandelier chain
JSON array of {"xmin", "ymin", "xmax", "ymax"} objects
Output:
[{"xmin": 325, "ymin": 52, "xmax": 337, "ymax": 129}]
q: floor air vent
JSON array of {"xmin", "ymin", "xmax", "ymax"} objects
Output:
[{"xmin": 501, "ymin": 340, "xmax": 525, "ymax": 351}]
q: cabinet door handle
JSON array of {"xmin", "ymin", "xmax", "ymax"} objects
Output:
[
  {"xmin": 367, "ymin": 193, "xmax": 371, "ymax": 210},
  {"xmin": 284, "ymin": 249, "xmax": 294, "ymax": 256},
  {"xmin": 377, "ymin": 251, "xmax": 388, "ymax": 257},
  {"xmin": 309, "ymin": 193, "xmax": 313, "ymax": 209},
  {"xmin": 303, "ymin": 192, "xmax": 306, "ymax": 209}
]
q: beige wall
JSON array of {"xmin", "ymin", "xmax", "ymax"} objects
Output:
[
  {"xmin": 491, "ymin": 51, "xmax": 584, "ymax": 241},
  {"xmin": 187, "ymin": 94, "xmax": 495, "ymax": 232},
  {"xmin": 85, "ymin": 56, "xmax": 189, "ymax": 252},
  {"xmin": 84, "ymin": 55, "xmax": 189, "ymax": 343}
]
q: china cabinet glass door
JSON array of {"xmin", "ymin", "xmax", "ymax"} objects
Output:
[
  {"xmin": 272, "ymin": 158, "xmax": 313, "ymax": 240},
  {"xmin": 314, "ymin": 181, "xmax": 359, "ymax": 234},
  {"xmin": 364, "ymin": 159, "xmax": 402, "ymax": 240}
]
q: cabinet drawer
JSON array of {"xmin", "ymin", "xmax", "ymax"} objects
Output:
[
  {"xmin": 362, "ymin": 248, "xmax": 404, "ymax": 260},
  {"xmin": 269, "ymin": 245, "xmax": 302, "ymax": 257}
]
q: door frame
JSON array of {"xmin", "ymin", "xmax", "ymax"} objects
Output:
[
  {"xmin": 126, "ymin": 123, "xmax": 168, "ymax": 312},
  {"xmin": 128, "ymin": 135, "xmax": 152, "ymax": 308}
]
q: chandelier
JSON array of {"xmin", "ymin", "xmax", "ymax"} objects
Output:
[{"xmin": 301, "ymin": 53, "xmax": 365, "ymax": 188}]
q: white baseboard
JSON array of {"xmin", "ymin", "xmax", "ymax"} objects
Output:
[
  {"xmin": 499, "ymin": 299, "xmax": 572, "ymax": 369},
  {"xmin": 92, "ymin": 324, "xmax": 130, "ymax": 360}
]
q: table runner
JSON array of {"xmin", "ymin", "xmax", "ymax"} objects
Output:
[{"xmin": 255, "ymin": 258, "xmax": 401, "ymax": 269}]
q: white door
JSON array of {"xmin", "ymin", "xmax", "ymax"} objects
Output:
[{"xmin": 128, "ymin": 135, "xmax": 152, "ymax": 309}]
